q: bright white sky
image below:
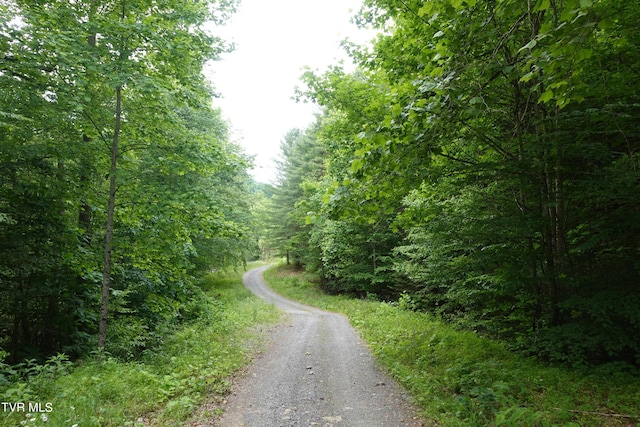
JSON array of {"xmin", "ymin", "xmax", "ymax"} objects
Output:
[{"xmin": 206, "ymin": 0, "xmax": 372, "ymax": 183}]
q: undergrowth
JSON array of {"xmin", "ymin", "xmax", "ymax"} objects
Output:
[
  {"xmin": 0, "ymin": 263, "xmax": 281, "ymax": 427},
  {"xmin": 264, "ymin": 264, "xmax": 640, "ymax": 427}
]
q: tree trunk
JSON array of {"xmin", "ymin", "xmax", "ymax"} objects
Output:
[{"xmin": 98, "ymin": 85, "xmax": 122, "ymax": 351}]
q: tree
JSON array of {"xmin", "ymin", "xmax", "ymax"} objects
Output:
[{"xmin": 268, "ymin": 126, "xmax": 325, "ymax": 268}]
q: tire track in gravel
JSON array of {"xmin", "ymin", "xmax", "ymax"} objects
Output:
[{"xmin": 216, "ymin": 266, "xmax": 423, "ymax": 427}]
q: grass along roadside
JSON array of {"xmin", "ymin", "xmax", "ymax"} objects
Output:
[
  {"xmin": 264, "ymin": 264, "xmax": 640, "ymax": 427},
  {"xmin": 0, "ymin": 263, "xmax": 282, "ymax": 427}
]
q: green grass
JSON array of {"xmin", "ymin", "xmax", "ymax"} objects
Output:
[
  {"xmin": 0, "ymin": 262, "xmax": 282, "ymax": 427},
  {"xmin": 264, "ymin": 264, "xmax": 640, "ymax": 427}
]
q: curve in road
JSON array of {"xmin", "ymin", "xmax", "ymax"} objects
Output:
[{"xmin": 217, "ymin": 266, "xmax": 423, "ymax": 426}]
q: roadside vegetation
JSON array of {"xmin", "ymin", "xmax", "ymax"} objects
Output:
[
  {"xmin": 265, "ymin": 264, "xmax": 640, "ymax": 427},
  {"xmin": 0, "ymin": 265, "xmax": 281, "ymax": 427},
  {"xmin": 268, "ymin": 0, "xmax": 640, "ymax": 372}
]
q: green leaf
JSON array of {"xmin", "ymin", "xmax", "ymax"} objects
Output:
[
  {"xmin": 548, "ymin": 80, "xmax": 568, "ymax": 90},
  {"xmin": 450, "ymin": 0, "xmax": 464, "ymax": 10},
  {"xmin": 430, "ymin": 67, "xmax": 444, "ymax": 77},
  {"xmin": 534, "ymin": 0, "xmax": 551, "ymax": 12},
  {"xmin": 519, "ymin": 71, "xmax": 537, "ymax": 83},
  {"xmin": 350, "ymin": 158, "xmax": 364, "ymax": 173},
  {"xmin": 538, "ymin": 89, "xmax": 554, "ymax": 103},
  {"xmin": 519, "ymin": 39, "xmax": 537, "ymax": 52},
  {"xmin": 418, "ymin": 3, "xmax": 434, "ymax": 17}
]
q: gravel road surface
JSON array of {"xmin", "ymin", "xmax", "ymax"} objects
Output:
[{"xmin": 216, "ymin": 266, "xmax": 423, "ymax": 427}]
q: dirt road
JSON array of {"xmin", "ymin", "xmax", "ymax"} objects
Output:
[{"xmin": 216, "ymin": 266, "xmax": 423, "ymax": 426}]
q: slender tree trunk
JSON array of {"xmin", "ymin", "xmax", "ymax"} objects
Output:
[
  {"xmin": 98, "ymin": 85, "xmax": 122, "ymax": 351},
  {"xmin": 543, "ymin": 152, "xmax": 560, "ymax": 323}
]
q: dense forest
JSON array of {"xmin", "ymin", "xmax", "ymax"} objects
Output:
[
  {"xmin": 0, "ymin": 0, "xmax": 261, "ymax": 363},
  {"xmin": 2, "ymin": 0, "xmax": 639, "ymax": 374},
  {"xmin": 2, "ymin": 0, "xmax": 638, "ymax": 424},
  {"xmin": 269, "ymin": 0, "xmax": 640, "ymax": 368}
]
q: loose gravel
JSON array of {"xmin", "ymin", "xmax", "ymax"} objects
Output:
[{"xmin": 215, "ymin": 266, "xmax": 424, "ymax": 427}]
